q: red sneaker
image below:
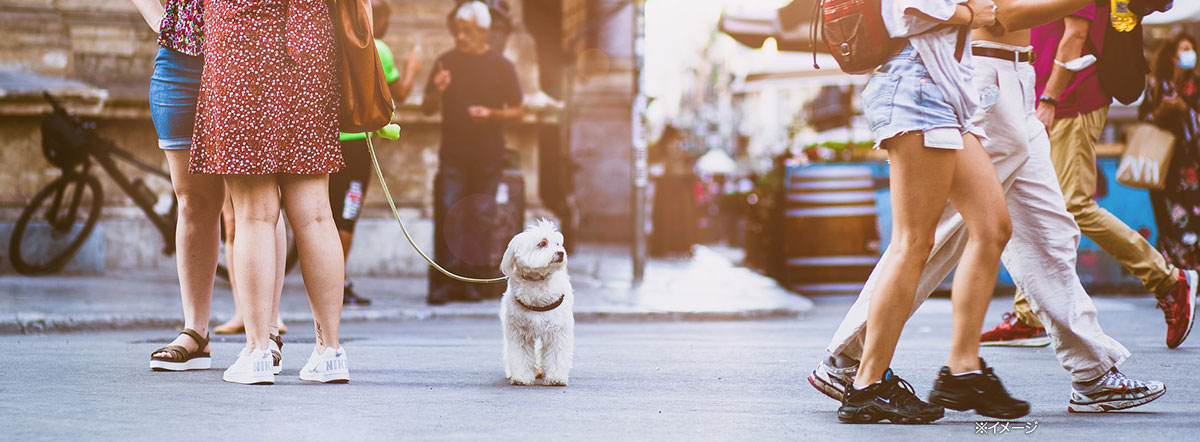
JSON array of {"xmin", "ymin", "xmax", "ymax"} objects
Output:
[
  {"xmin": 1156, "ymin": 269, "xmax": 1197, "ymax": 349},
  {"xmin": 980, "ymin": 313, "xmax": 1050, "ymax": 347}
]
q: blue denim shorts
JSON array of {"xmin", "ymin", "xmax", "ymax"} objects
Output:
[
  {"xmin": 148, "ymin": 46, "xmax": 203, "ymax": 150},
  {"xmin": 861, "ymin": 45, "xmax": 969, "ymax": 150}
]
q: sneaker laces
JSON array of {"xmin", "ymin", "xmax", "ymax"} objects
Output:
[
  {"xmin": 1099, "ymin": 369, "xmax": 1148, "ymax": 392},
  {"xmin": 882, "ymin": 374, "xmax": 927, "ymax": 410},
  {"xmin": 997, "ymin": 312, "xmax": 1016, "ymax": 330},
  {"xmin": 1155, "ymin": 291, "xmax": 1178, "ymax": 324}
]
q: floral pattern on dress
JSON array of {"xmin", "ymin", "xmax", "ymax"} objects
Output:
[
  {"xmin": 189, "ymin": 0, "xmax": 343, "ymax": 175},
  {"xmin": 157, "ymin": 0, "xmax": 204, "ymax": 56}
]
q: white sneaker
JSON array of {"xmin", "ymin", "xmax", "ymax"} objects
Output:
[
  {"xmin": 299, "ymin": 346, "xmax": 350, "ymax": 383},
  {"xmin": 222, "ymin": 348, "xmax": 275, "ymax": 385}
]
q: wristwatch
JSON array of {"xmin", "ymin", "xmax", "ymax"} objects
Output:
[{"xmin": 1039, "ymin": 96, "xmax": 1060, "ymax": 106}]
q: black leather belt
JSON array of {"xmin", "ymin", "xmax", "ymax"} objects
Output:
[{"xmin": 972, "ymin": 47, "xmax": 1034, "ymax": 64}]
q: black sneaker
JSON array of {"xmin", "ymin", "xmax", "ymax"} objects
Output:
[
  {"xmin": 342, "ymin": 282, "xmax": 372, "ymax": 306},
  {"xmin": 837, "ymin": 369, "xmax": 944, "ymax": 424},
  {"xmin": 928, "ymin": 358, "xmax": 1030, "ymax": 419}
]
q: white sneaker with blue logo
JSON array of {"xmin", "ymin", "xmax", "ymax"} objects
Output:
[
  {"xmin": 222, "ymin": 348, "xmax": 275, "ymax": 385},
  {"xmin": 299, "ymin": 346, "xmax": 350, "ymax": 383}
]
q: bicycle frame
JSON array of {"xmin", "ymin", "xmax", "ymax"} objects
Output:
[{"xmin": 42, "ymin": 94, "xmax": 178, "ymax": 256}]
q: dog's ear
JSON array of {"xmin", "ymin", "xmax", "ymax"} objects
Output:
[{"xmin": 500, "ymin": 238, "xmax": 518, "ymax": 277}]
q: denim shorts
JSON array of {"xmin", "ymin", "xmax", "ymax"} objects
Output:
[
  {"xmin": 861, "ymin": 45, "xmax": 969, "ymax": 150},
  {"xmin": 149, "ymin": 46, "xmax": 203, "ymax": 150}
]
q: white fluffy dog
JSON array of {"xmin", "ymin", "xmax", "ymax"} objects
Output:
[{"xmin": 499, "ymin": 220, "xmax": 574, "ymax": 386}]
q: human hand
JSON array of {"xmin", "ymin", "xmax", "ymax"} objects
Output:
[
  {"xmin": 467, "ymin": 106, "xmax": 491, "ymax": 122},
  {"xmin": 1164, "ymin": 96, "xmax": 1188, "ymax": 112},
  {"xmin": 1036, "ymin": 102, "xmax": 1055, "ymax": 134},
  {"xmin": 433, "ymin": 61, "xmax": 451, "ymax": 93},
  {"xmin": 967, "ymin": 0, "xmax": 997, "ymax": 29}
]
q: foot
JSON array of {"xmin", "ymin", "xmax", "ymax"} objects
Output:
[
  {"xmin": 1069, "ymin": 368, "xmax": 1166, "ymax": 413},
  {"xmin": 342, "ymin": 281, "xmax": 372, "ymax": 306},
  {"xmin": 837, "ymin": 369, "xmax": 943, "ymax": 424},
  {"xmin": 151, "ymin": 331, "xmax": 210, "ymax": 360},
  {"xmin": 222, "ymin": 348, "xmax": 274, "ymax": 385},
  {"xmin": 299, "ymin": 346, "xmax": 349, "ymax": 383},
  {"xmin": 980, "ymin": 313, "xmax": 1050, "ymax": 347},
  {"xmin": 269, "ymin": 334, "xmax": 283, "ymax": 375},
  {"xmin": 928, "ymin": 358, "xmax": 1029, "ymax": 419},
  {"xmin": 1156, "ymin": 269, "xmax": 1197, "ymax": 349},
  {"xmin": 213, "ymin": 318, "xmax": 244, "ymax": 335},
  {"xmin": 809, "ymin": 356, "xmax": 858, "ymax": 401}
]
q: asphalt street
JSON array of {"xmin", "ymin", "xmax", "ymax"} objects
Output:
[{"xmin": 2, "ymin": 295, "xmax": 1197, "ymax": 441}]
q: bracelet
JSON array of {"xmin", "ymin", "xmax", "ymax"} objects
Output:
[
  {"xmin": 963, "ymin": 3, "xmax": 977, "ymax": 27},
  {"xmin": 1039, "ymin": 96, "xmax": 1060, "ymax": 106}
]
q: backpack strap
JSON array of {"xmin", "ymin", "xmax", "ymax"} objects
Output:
[{"xmin": 954, "ymin": 26, "xmax": 969, "ymax": 61}]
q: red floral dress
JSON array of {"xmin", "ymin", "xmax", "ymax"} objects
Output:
[{"xmin": 190, "ymin": 0, "xmax": 343, "ymax": 175}]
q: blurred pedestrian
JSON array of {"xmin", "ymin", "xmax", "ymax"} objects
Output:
[
  {"xmin": 1025, "ymin": 3, "xmax": 1196, "ymax": 349},
  {"xmin": 192, "ymin": 0, "xmax": 348, "ymax": 385},
  {"xmin": 1140, "ymin": 33, "xmax": 1200, "ymax": 270},
  {"xmin": 330, "ymin": 0, "xmax": 423, "ymax": 306},
  {"xmin": 421, "ymin": 1, "xmax": 523, "ymax": 305}
]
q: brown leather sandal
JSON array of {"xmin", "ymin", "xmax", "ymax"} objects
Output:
[
  {"xmin": 269, "ymin": 334, "xmax": 283, "ymax": 375},
  {"xmin": 150, "ymin": 329, "xmax": 211, "ymax": 371}
]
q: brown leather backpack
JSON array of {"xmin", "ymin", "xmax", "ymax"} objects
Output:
[{"xmin": 327, "ymin": 0, "xmax": 395, "ymax": 133}]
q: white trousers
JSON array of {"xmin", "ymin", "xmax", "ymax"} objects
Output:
[{"xmin": 826, "ymin": 42, "xmax": 1130, "ymax": 382}]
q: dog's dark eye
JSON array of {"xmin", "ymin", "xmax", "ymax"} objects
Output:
[{"xmin": 537, "ymin": 239, "xmax": 547, "ymax": 248}]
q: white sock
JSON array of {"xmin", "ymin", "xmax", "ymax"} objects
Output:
[{"xmin": 951, "ymin": 369, "xmax": 983, "ymax": 376}]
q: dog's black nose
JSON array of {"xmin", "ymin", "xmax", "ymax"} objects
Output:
[{"xmin": 553, "ymin": 251, "xmax": 564, "ymax": 262}]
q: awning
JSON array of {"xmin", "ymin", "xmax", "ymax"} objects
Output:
[
  {"xmin": 718, "ymin": 0, "xmax": 828, "ymax": 54},
  {"xmin": 1144, "ymin": 2, "xmax": 1200, "ymax": 24}
]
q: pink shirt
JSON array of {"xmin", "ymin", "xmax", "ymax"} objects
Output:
[{"xmin": 1032, "ymin": 4, "xmax": 1111, "ymax": 119}]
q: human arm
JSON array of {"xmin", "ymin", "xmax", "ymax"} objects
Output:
[
  {"xmin": 129, "ymin": 0, "xmax": 165, "ymax": 33},
  {"xmin": 421, "ymin": 60, "xmax": 450, "ymax": 116},
  {"xmin": 389, "ymin": 45, "xmax": 422, "ymax": 103},
  {"xmin": 1035, "ymin": 15, "xmax": 1091, "ymax": 130},
  {"xmin": 908, "ymin": 0, "xmax": 997, "ymax": 28}
]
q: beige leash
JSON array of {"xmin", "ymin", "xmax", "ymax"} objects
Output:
[{"xmin": 364, "ymin": 133, "xmax": 507, "ymax": 284}]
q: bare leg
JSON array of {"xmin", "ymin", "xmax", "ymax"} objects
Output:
[
  {"xmin": 224, "ymin": 175, "xmax": 281, "ymax": 352},
  {"xmin": 214, "ymin": 196, "xmax": 244, "ymax": 334},
  {"xmin": 854, "ymin": 133, "xmax": 957, "ymax": 388},
  {"xmin": 154, "ymin": 150, "xmax": 224, "ymax": 357},
  {"xmin": 945, "ymin": 135, "xmax": 1012, "ymax": 373},
  {"xmin": 279, "ymin": 173, "xmax": 343, "ymax": 352},
  {"xmin": 269, "ymin": 214, "xmax": 285, "ymax": 336}
]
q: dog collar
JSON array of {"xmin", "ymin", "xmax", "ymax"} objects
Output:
[{"xmin": 516, "ymin": 294, "xmax": 565, "ymax": 312}]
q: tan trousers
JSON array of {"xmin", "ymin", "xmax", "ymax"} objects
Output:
[{"xmin": 1013, "ymin": 106, "xmax": 1178, "ymax": 328}]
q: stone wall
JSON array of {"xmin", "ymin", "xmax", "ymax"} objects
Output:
[{"xmin": 0, "ymin": 0, "xmax": 569, "ymax": 276}]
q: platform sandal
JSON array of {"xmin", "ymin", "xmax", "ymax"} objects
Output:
[
  {"xmin": 269, "ymin": 334, "xmax": 283, "ymax": 375},
  {"xmin": 150, "ymin": 329, "xmax": 211, "ymax": 371}
]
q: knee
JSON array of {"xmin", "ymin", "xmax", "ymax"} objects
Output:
[
  {"xmin": 888, "ymin": 232, "xmax": 936, "ymax": 259},
  {"xmin": 973, "ymin": 215, "xmax": 1012, "ymax": 253},
  {"xmin": 175, "ymin": 189, "xmax": 223, "ymax": 222}
]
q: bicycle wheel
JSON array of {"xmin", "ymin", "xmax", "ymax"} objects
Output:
[{"xmin": 9, "ymin": 174, "xmax": 103, "ymax": 275}]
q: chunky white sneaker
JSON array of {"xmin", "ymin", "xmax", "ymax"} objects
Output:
[
  {"xmin": 222, "ymin": 348, "xmax": 275, "ymax": 385},
  {"xmin": 1069, "ymin": 369, "xmax": 1166, "ymax": 413},
  {"xmin": 299, "ymin": 347, "xmax": 349, "ymax": 384}
]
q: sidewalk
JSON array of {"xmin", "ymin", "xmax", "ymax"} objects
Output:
[{"xmin": 0, "ymin": 244, "xmax": 813, "ymax": 333}]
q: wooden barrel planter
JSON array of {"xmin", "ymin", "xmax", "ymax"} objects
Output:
[{"xmin": 784, "ymin": 166, "xmax": 881, "ymax": 294}]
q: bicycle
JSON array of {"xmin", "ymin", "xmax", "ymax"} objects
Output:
[{"xmin": 8, "ymin": 92, "xmax": 234, "ymax": 279}]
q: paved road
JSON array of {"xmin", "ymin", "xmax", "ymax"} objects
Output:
[{"xmin": 3, "ymin": 296, "xmax": 1197, "ymax": 441}]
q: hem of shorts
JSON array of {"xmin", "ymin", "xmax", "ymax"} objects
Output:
[
  {"xmin": 871, "ymin": 126, "xmax": 968, "ymax": 150},
  {"xmin": 158, "ymin": 138, "xmax": 192, "ymax": 150}
]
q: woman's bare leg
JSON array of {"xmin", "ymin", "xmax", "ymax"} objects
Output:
[
  {"xmin": 154, "ymin": 150, "xmax": 224, "ymax": 356},
  {"xmin": 854, "ymin": 133, "xmax": 958, "ymax": 388},
  {"xmin": 224, "ymin": 175, "xmax": 281, "ymax": 352},
  {"xmin": 279, "ymin": 173, "xmax": 343, "ymax": 352},
  {"xmin": 269, "ymin": 214, "xmax": 286, "ymax": 336},
  {"xmin": 215, "ymin": 196, "xmax": 244, "ymax": 333},
  {"xmin": 945, "ymin": 134, "xmax": 1012, "ymax": 373}
]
